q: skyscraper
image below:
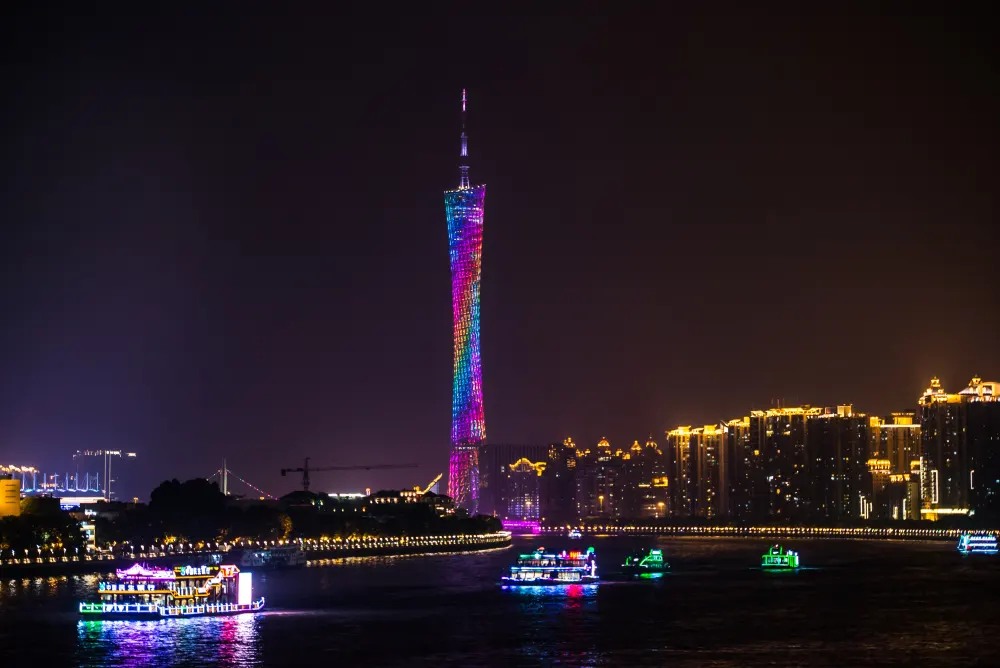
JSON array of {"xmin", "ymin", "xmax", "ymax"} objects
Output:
[
  {"xmin": 749, "ymin": 407, "xmax": 817, "ymax": 520},
  {"xmin": 477, "ymin": 443, "xmax": 549, "ymax": 517},
  {"xmin": 868, "ymin": 412, "xmax": 921, "ymax": 475},
  {"xmin": 445, "ymin": 89, "xmax": 487, "ymax": 512},
  {"xmin": 667, "ymin": 425, "xmax": 725, "ymax": 518},
  {"xmin": 539, "ymin": 439, "xmax": 579, "ymax": 524},
  {"xmin": 807, "ymin": 406, "xmax": 871, "ymax": 521},
  {"xmin": 724, "ymin": 416, "xmax": 766, "ymax": 519},
  {"xmin": 506, "ymin": 458, "xmax": 545, "ymax": 521},
  {"xmin": 918, "ymin": 376, "xmax": 1000, "ymax": 519}
]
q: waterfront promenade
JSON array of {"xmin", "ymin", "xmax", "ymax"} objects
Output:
[
  {"xmin": 538, "ymin": 524, "xmax": 990, "ymax": 541},
  {"xmin": 0, "ymin": 531, "xmax": 512, "ymax": 577}
]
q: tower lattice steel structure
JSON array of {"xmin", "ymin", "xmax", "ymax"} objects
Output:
[{"xmin": 445, "ymin": 89, "xmax": 486, "ymax": 512}]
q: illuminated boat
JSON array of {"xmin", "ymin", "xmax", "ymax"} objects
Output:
[
  {"xmin": 567, "ymin": 529, "xmax": 583, "ymax": 539},
  {"xmin": 501, "ymin": 547, "xmax": 598, "ymax": 585},
  {"xmin": 761, "ymin": 545, "xmax": 799, "ymax": 570},
  {"xmin": 79, "ymin": 563, "xmax": 265, "ymax": 618},
  {"xmin": 622, "ymin": 548, "xmax": 670, "ymax": 577},
  {"xmin": 957, "ymin": 533, "xmax": 998, "ymax": 555}
]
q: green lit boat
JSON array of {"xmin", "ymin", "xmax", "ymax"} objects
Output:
[
  {"xmin": 761, "ymin": 545, "xmax": 799, "ymax": 570},
  {"xmin": 622, "ymin": 548, "xmax": 670, "ymax": 578}
]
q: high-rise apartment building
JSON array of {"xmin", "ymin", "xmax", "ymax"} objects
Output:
[
  {"xmin": 667, "ymin": 425, "xmax": 725, "ymax": 518},
  {"xmin": 869, "ymin": 412, "xmax": 921, "ymax": 475},
  {"xmin": 807, "ymin": 406, "xmax": 870, "ymax": 521},
  {"xmin": 539, "ymin": 439, "xmax": 579, "ymax": 524},
  {"xmin": 574, "ymin": 437, "xmax": 626, "ymax": 519},
  {"xmin": 918, "ymin": 377, "xmax": 1000, "ymax": 519},
  {"xmin": 506, "ymin": 458, "xmax": 545, "ymax": 520},
  {"xmin": 724, "ymin": 417, "xmax": 766, "ymax": 519},
  {"xmin": 477, "ymin": 443, "xmax": 549, "ymax": 518},
  {"xmin": 749, "ymin": 407, "xmax": 817, "ymax": 520},
  {"xmin": 621, "ymin": 437, "xmax": 669, "ymax": 518}
]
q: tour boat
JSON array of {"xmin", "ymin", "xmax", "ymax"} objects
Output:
[
  {"xmin": 761, "ymin": 545, "xmax": 800, "ymax": 570},
  {"xmin": 622, "ymin": 548, "xmax": 670, "ymax": 577},
  {"xmin": 79, "ymin": 563, "xmax": 265, "ymax": 618},
  {"xmin": 501, "ymin": 547, "xmax": 598, "ymax": 585},
  {"xmin": 567, "ymin": 529, "xmax": 583, "ymax": 539},
  {"xmin": 957, "ymin": 533, "xmax": 998, "ymax": 555}
]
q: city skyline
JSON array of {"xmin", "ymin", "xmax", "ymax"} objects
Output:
[
  {"xmin": 485, "ymin": 375, "xmax": 999, "ymax": 526},
  {"xmin": 6, "ymin": 372, "xmax": 994, "ymax": 504},
  {"xmin": 1, "ymin": 6, "xmax": 997, "ymax": 499}
]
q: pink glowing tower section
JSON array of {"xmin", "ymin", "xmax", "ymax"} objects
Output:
[{"xmin": 445, "ymin": 89, "xmax": 486, "ymax": 513}]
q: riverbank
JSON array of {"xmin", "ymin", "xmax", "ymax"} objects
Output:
[
  {"xmin": 0, "ymin": 531, "xmax": 512, "ymax": 578},
  {"xmin": 538, "ymin": 524, "xmax": 994, "ymax": 541}
]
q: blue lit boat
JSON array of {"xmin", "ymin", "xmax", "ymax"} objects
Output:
[
  {"xmin": 622, "ymin": 548, "xmax": 670, "ymax": 578},
  {"xmin": 501, "ymin": 547, "xmax": 598, "ymax": 585},
  {"xmin": 567, "ymin": 529, "xmax": 582, "ymax": 539},
  {"xmin": 761, "ymin": 545, "xmax": 800, "ymax": 570},
  {"xmin": 957, "ymin": 533, "xmax": 998, "ymax": 555},
  {"xmin": 79, "ymin": 563, "xmax": 265, "ymax": 618}
]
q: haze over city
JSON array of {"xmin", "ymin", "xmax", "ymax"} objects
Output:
[{"xmin": 2, "ymin": 5, "xmax": 997, "ymax": 499}]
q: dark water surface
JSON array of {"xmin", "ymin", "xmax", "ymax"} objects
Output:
[{"xmin": 1, "ymin": 537, "xmax": 998, "ymax": 667}]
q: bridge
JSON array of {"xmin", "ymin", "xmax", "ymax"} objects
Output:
[{"xmin": 206, "ymin": 462, "xmax": 276, "ymax": 499}]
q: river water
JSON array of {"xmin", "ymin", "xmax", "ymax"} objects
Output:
[{"xmin": 0, "ymin": 537, "xmax": 997, "ymax": 667}]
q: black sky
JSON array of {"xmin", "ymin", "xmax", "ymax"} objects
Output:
[{"xmin": 1, "ymin": 3, "xmax": 997, "ymax": 499}]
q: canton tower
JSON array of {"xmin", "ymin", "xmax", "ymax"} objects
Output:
[{"xmin": 444, "ymin": 89, "xmax": 486, "ymax": 513}]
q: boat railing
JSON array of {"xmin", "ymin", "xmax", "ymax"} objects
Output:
[
  {"xmin": 80, "ymin": 597, "xmax": 265, "ymax": 616},
  {"xmin": 80, "ymin": 602, "xmax": 160, "ymax": 614},
  {"xmin": 159, "ymin": 598, "xmax": 265, "ymax": 616}
]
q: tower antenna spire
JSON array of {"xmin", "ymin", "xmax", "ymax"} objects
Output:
[{"xmin": 459, "ymin": 88, "xmax": 470, "ymax": 189}]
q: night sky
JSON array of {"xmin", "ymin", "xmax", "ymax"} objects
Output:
[{"xmin": 2, "ymin": 4, "xmax": 997, "ymax": 500}]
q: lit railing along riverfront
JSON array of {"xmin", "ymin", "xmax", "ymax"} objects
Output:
[
  {"xmin": 0, "ymin": 532, "xmax": 512, "ymax": 567},
  {"xmin": 538, "ymin": 525, "xmax": 994, "ymax": 540}
]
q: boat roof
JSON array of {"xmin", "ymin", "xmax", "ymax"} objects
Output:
[
  {"xmin": 765, "ymin": 545, "xmax": 797, "ymax": 555},
  {"xmin": 113, "ymin": 562, "xmax": 241, "ymax": 580},
  {"xmin": 519, "ymin": 547, "xmax": 596, "ymax": 560}
]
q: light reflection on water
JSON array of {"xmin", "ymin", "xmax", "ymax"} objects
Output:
[
  {"xmin": 76, "ymin": 614, "xmax": 260, "ymax": 667},
  {"xmin": 500, "ymin": 583, "xmax": 598, "ymax": 596},
  {"xmin": 2, "ymin": 538, "xmax": 999, "ymax": 667},
  {"xmin": 502, "ymin": 583, "xmax": 602, "ymax": 666}
]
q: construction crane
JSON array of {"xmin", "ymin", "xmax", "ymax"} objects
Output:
[
  {"xmin": 280, "ymin": 457, "xmax": 418, "ymax": 492},
  {"xmin": 415, "ymin": 473, "xmax": 443, "ymax": 495}
]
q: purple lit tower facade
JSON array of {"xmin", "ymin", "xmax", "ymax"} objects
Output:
[{"xmin": 445, "ymin": 89, "xmax": 486, "ymax": 513}]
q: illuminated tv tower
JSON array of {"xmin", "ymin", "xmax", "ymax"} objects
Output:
[{"xmin": 444, "ymin": 88, "xmax": 486, "ymax": 513}]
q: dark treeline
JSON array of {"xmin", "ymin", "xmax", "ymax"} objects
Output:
[
  {"xmin": 94, "ymin": 478, "xmax": 293, "ymax": 546},
  {"xmin": 0, "ymin": 497, "xmax": 87, "ymax": 555},
  {"xmin": 1, "ymin": 479, "xmax": 502, "ymax": 555}
]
